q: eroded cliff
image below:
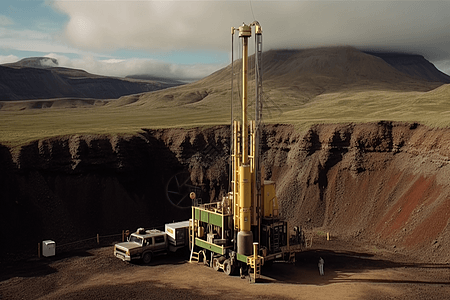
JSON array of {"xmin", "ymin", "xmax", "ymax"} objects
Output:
[{"xmin": 1, "ymin": 122, "xmax": 449, "ymax": 263}]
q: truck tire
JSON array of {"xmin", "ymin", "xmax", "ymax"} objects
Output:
[
  {"xmin": 213, "ymin": 258, "xmax": 220, "ymax": 271},
  {"xmin": 142, "ymin": 252, "xmax": 152, "ymax": 264},
  {"xmin": 223, "ymin": 259, "xmax": 234, "ymax": 276}
]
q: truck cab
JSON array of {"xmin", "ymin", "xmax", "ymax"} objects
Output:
[{"xmin": 114, "ymin": 228, "xmax": 168, "ymax": 264}]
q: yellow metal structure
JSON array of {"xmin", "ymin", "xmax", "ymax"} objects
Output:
[
  {"xmin": 234, "ymin": 23, "xmax": 257, "ymax": 231},
  {"xmin": 189, "ymin": 21, "xmax": 304, "ymax": 282},
  {"xmin": 239, "ymin": 165, "xmax": 252, "ymax": 231},
  {"xmin": 247, "ymin": 242, "xmax": 263, "ymax": 283},
  {"xmin": 262, "ymin": 182, "xmax": 279, "ymax": 217}
]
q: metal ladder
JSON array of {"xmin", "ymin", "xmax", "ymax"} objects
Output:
[
  {"xmin": 272, "ymin": 227, "xmax": 280, "ymax": 252},
  {"xmin": 189, "ymin": 218, "xmax": 199, "ymax": 263},
  {"xmin": 189, "ymin": 247, "xmax": 200, "ymax": 263},
  {"xmin": 247, "ymin": 256, "xmax": 262, "ymax": 283}
]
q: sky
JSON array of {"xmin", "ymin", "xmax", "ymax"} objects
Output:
[{"xmin": 1, "ymin": 0, "xmax": 450, "ymax": 80}]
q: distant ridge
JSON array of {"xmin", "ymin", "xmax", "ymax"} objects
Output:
[
  {"xmin": 1, "ymin": 47, "xmax": 446, "ymax": 105},
  {"xmin": 127, "ymin": 46, "xmax": 442, "ymax": 111},
  {"xmin": 260, "ymin": 47, "xmax": 450, "ymax": 84},
  {"xmin": 0, "ymin": 58, "xmax": 183, "ymax": 101},
  {"xmin": 197, "ymin": 46, "xmax": 441, "ymax": 93},
  {"xmin": 198, "ymin": 46, "xmax": 446, "ymax": 90},
  {"xmin": 365, "ymin": 52, "xmax": 450, "ymax": 83}
]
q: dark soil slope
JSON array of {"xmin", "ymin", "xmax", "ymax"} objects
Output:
[{"xmin": 1, "ymin": 123, "xmax": 450, "ymax": 264}]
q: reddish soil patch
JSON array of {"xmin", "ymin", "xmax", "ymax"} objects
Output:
[
  {"xmin": 406, "ymin": 197, "xmax": 450, "ymax": 247},
  {"xmin": 378, "ymin": 176, "xmax": 435, "ymax": 236}
]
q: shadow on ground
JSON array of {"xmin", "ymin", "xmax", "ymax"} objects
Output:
[{"xmin": 260, "ymin": 249, "xmax": 450, "ymax": 286}]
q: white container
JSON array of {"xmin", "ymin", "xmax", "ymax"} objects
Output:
[
  {"xmin": 165, "ymin": 221, "xmax": 190, "ymax": 246},
  {"xmin": 42, "ymin": 240, "xmax": 56, "ymax": 257}
]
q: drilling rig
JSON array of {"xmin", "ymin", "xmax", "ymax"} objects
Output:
[{"xmin": 189, "ymin": 21, "xmax": 304, "ymax": 282}]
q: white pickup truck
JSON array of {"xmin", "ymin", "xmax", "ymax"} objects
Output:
[{"xmin": 114, "ymin": 220, "xmax": 190, "ymax": 264}]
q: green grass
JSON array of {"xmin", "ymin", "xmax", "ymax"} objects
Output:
[
  {"xmin": 0, "ymin": 102, "xmax": 232, "ymax": 147},
  {"xmin": 1, "ymin": 83, "xmax": 450, "ymax": 148},
  {"xmin": 270, "ymin": 86, "xmax": 450, "ymax": 129}
]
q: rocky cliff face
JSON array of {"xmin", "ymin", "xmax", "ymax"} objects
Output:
[
  {"xmin": 2, "ymin": 122, "xmax": 450, "ymax": 263},
  {"xmin": 263, "ymin": 122, "xmax": 450, "ymax": 263},
  {"xmin": 0, "ymin": 127, "xmax": 231, "ymax": 260}
]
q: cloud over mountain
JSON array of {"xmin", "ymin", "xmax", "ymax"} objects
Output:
[{"xmin": 53, "ymin": 1, "xmax": 450, "ymax": 62}]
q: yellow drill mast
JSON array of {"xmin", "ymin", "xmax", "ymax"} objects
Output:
[
  {"xmin": 231, "ymin": 22, "xmax": 263, "ymax": 256},
  {"xmin": 189, "ymin": 21, "xmax": 302, "ymax": 282}
]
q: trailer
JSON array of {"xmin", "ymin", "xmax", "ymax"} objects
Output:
[{"xmin": 165, "ymin": 220, "xmax": 190, "ymax": 251}]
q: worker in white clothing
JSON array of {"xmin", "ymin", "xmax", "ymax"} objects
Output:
[{"xmin": 318, "ymin": 257, "xmax": 324, "ymax": 275}]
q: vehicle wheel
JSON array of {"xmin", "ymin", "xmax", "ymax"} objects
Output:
[
  {"xmin": 223, "ymin": 259, "xmax": 234, "ymax": 276},
  {"xmin": 212, "ymin": 258, "xmax": 220, "ymax": 271},
  {"xmin": 142, "ymin": 252, "xmax": 152, "ymax": 264}
]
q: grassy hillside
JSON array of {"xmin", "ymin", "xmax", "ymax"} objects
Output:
[{"xmin": 1, "ymin": 47, "xmax": 449, "ymax": 147}]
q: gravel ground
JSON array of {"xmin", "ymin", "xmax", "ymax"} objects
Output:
[{"xmin": 2, "ymin": 236, "xmax": 449, "ymax": 300}]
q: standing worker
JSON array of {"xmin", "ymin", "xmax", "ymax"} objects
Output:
[{"xmin": 318, "ymin": 257, "xmax": 324, "ymax": 276}]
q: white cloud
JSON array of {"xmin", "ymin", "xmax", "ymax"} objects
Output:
[
  {"xmin": 434, "ymin": 60, "xmax": 450, "ymax": 77},
  {"xmin": 44, "ymin": 53, "xmax": 223, "ymax": 80},
  {"xmin": 52, "ymin": 0, "xmax": 450, "ymax": 62},
  {"xmin": 39, "ymin": 57, "xmax": 59, "ymax": 67},
  {"xmin": 3, "ymin": 1, "xmax": 450, "ymax": 79},
  {"xmin": 0, "ymin": 54, "xmax": 19, "ymax": 64},
  {"xmin": 53, "ymin": 1, "xmax": 257, "ymax": 51},
  {"xmin": 101, "ymin": 58, "xmax": 125, "ymax": 64}
]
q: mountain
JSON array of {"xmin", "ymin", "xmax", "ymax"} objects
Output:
[
  {"xmin": 0, "ymin": 58, "xmax": 183, "ymax": 101},
  {"xmin": 1, "ymin": 47, "xmax": 447, "ymax": 112},
  {"xmin": 131, "ymin": 46, "xmax": 443, "ymax": 108},
  {"xmin": 365, "ymin": 52, "xmax": 450, "ymax": 83}
]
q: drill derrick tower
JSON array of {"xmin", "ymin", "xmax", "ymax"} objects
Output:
[{"xmin": 189, "ymin": 22, "xmax": 304, "ymax": 282}]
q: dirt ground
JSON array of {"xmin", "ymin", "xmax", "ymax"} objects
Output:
[{"xmin": 2, "ymin": 236, "xmax": 449, "ymax": 300}]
